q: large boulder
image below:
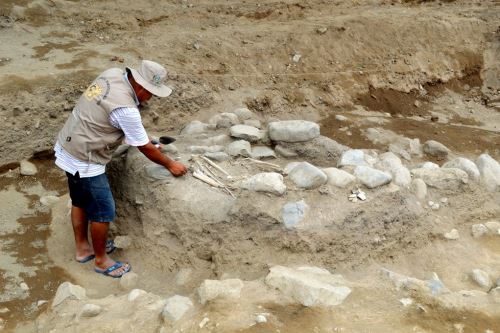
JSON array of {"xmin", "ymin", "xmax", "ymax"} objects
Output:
[
  {"xmin": 162, "ymin": 295, "xmax": 193, "ymax": 322},
  {"xmin": 268, "ymin": 120, "xmax": 320, "ymax": 142},
  {"xmin": 265, "ymin": 266, "xmax": 352, "ymax": 307},
  {"xmin": 181, "ymin": 120, "xmax": 209, "ymax": 135},
  {"xmin": 476, "ymin": 154, "xmax": 500, "ymax": 192},
  {"xmin": 377, "ymin": 152, "xmax": 411, "ymax": 187},
  {"xmin": 338, "ymin": 149, "xmax": 376, "ymax": 168},
  {"xmin": 52, "ymin": 282, "xmax": 87, "ymax": 308},
  {"xmin": 423, "ymin": 140, "xmax": 450, "ymax": 160},
  {"xmin": 209, "ymin": 113, "xmax": 240, "ymax": 128},
  {"xmin": 322, "ymin": 168, "xmax": 355, "ymax": 188},
  {"xmin": 288, "ymin": 162, "xmax": 328, "ymax": 189},
  {"xmin": 230, "ymin": 125, "xmax": 264, "ymax": 142},
  {"xmin": 411, "ymin": 168, "xmax": 468, "ymax": 190},
  {"xmin": 277, "ymin": 136, "xmax": 348, "ymax": 163},
  {"xmin": 226, "ymin": 140, "xmax": 251, "ymax": 157},
  {"xmin": 443, "ymin": 157, "xmax": 480, "ymax": 181},
  {"xmin": 233, "ymin": 107, "xmax": 254, "ymax": 121},
  {"xmin": 240, "ymin": 172, "xmax": 286, "ymax": 196},
  {"xmin": 354, "ymin": 166, "xmax": 392, "ymax": 188},
  {"xmin": 198, "ymin": 279, "xmax": 244, "ymax": 304},
  {"xmin": 20, "ymin": 160, "xmax": 37, "ymax": 176}
]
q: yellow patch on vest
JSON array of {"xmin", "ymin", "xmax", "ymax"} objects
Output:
[{"xmin": 84, "ymin": 83, "xmax": 103, "ymax": 101}]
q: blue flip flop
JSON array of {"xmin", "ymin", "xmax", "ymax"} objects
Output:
[
  {"xmin": 76, "ymin": 239, "xmax": 116, "ymax": 263},
  {"xmin": 76, "ymin": 254, "xmax": 95, "ymax": 263},
  {"xmin": 105, "ymin": 239, "xmax": 116, "ymax": 254},
  {"xmin": 94, "ymin": 261, "xmax": 131, "ymax": 278}
]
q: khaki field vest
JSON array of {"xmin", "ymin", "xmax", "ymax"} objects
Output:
[{"xmin": 57, "ymin": 68, "xmax": 138, "ymax": 165}]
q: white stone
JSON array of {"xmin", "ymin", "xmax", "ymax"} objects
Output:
[
  {"xmin": 411, "ymin": 168, "xmax": 468, "ymax": 190},
  {"xmin": 210, "ymin": 113, "xmax": 240, "ymax": 128},
  {"xmin": 354, "ymin": 166, "xmax": 392, "ymax": 188},
  {"xmin": 476, "ymin": 154, "xmax": 500, "ymax": 192},
  {"xmin": 423, "ymin": 140, "xmax": 450, "ymax": 159},
  {"xmin": 230, "ymin": 125, "xmax": 263, "ymax": 142},
  {"xmin": 265, "ymin": 266, "xmax": 352, "ymax": 307},
  {"xmin": 198, "ymin": 279, "xmax": 244, "ymax": 304},
  {"xmin": 199, "ymin": 317, "xmax": 210, "ymax": 328},
  {"xmin": 268, "ymin": 120, "xmax": 320, "ymax": 143},
  {"xmin": 226, "ymin": 140, "xmax": 251, "ymax": 157},
  {"xmin": 471, "ymin": 224, "xmax": 488, "ymax": 238},
  {"xmin": 120, "ymin": 272, "xmax": 138, "ymax": 290},
  {"xmin": 40, "ymin": 195, "xmax": 59, "ymax": 206},
  {"xmin": 36, "ymin": 300, "xmax": 47, "ymax": 308},
  {"xmin": 250, "ymin": 146, "xmax": 276, "ymax": 159},
  {"xmin": 322, "ymin": 168, "xmax": 355, "ymax": 188},
  {"xmin": 128, "ymin": 289, "xmax": 147, "ymax": 302},
  {"xmin": 485, "ymin": 221, "xmax": 500, "ymax": 235},
  {"xmin": 20, "ymin": 160, "xmax": 37, "ymax": 176},
  {"xmin": 282, "ymin": 200, "xmax": 309, "ymax": 229},
  {"xmin": 444, "ymin": 229, "xmax": 459, "ymax": 240},
  {"xmin": 255, "ymin": 314, "xmax": 267, "ymax": 323},
  {"xmin": 244, "ymin": 119, "xmax": 261, "ymax": 128},
  {"xmin": 338, "ymin": 149, "xmax": 372, "ymax": 168},
  {"xmin": 443, "ymin": 157, "xmax": 480, "ymax": 181},
  {"xmin": 241, "ymin": 172, "xmax": 286, "ymax": 196},
  {"xmin": 233, "ymin": 107, "xmax": 254, "ymax": 121},
  {"xmin": 471, "ymin": 269, "xmax": 492, "ymax": 289},
  {"xmin": 419, "ymin": 161, "xmax": 440, "ymax": 170},
  {"xmin": 114, "ymin": 235, "xmax": 132, "ymax": 249},
  {"xmin": 162, "ymin": 295, "xmax": 193, "ymax": 322},
  {"xmin": 411, "ymin": 178, "xmax": 427, "ymax": 200},
  {"xmin": 335, "ymin": 115, "xmax": 348, "ymax": 122},
  {"xmin": 288, "ymin": 162, "xmax": 328, "ymax": 189},
  {"xmin": 80, "ymin": 303, "xmax": 102, "ymax": 318},
  {"xmin": 204, "ymin": 152, "xmax": 230, "ymax": 161},
  {"xmin": 181, "ymin": 120, "xmax": 209, "ymax": 135},
  {"xmin": 52, "ymin": 282, "xmax": 86, "ymax": 308},
  {"xmin": 20, "ymin": 282, "xmax": 29, "ymax": 291},
  {"xmin": 399, "ymin": 298, "xmax": 413, "ymax": 307},
  {"xmin": 284, "ymin": 162, "xmax": 300, "ymax": 175},
  {"xmin": 377, "ymin": 152, "xmax": 411, "ymax": 187}
]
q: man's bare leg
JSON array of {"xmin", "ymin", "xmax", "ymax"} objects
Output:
[
  {"xmin": 71, "ymin": 205, "xmax": 94, "ymax": 261},
  {"xmin": 91, "ymin": 221, "xmax": 129, "ymax": 276}
]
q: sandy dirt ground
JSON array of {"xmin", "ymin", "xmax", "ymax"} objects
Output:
[{"xmin": 0, "ymin": 0, "xmax": 499, "ymax": 332}]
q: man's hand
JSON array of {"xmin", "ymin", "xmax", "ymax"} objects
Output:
[
  {"xmin": 166, "ymin": 160, "xmax": 187, "ymax": 177},
  {"xmin": 138, "ymin": 142, "xmax": 188, "ymax": 177}
]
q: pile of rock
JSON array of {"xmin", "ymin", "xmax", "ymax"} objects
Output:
[{"xmin": 38, "ymin": 265, "xmax": 352, "ymax": 332}]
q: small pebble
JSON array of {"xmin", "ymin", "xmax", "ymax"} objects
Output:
[
  {"xmin": 256, "ymin": 314, "xmax": 267, "ymax": 323},
  {"xmin": 444, "ymin": 229, "xmax": 459, "ymax": 240}
]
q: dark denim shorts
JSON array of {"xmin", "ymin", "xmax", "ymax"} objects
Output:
[{"xmin": 66, "ymin": 172, "xmax": 115, "ymax": 222}]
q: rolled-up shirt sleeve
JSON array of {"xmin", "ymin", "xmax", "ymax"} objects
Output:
[{"xmin": 109, "ymin": 107, "xmax": 150, "ymax": 146}]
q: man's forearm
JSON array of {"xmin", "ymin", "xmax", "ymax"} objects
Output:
[{"xmin": 137, "ymin": 142, "xmax": 176, "ymax": 168}]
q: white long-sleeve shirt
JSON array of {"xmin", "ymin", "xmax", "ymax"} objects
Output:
[{"xmin": 54, "ymin": 106, "xmax": 149, "ymax": 177}]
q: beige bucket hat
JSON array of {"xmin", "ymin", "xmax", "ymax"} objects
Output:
[{"xmin": 127, "ymin": 60, "xmax": 172, "ymax": 97}]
